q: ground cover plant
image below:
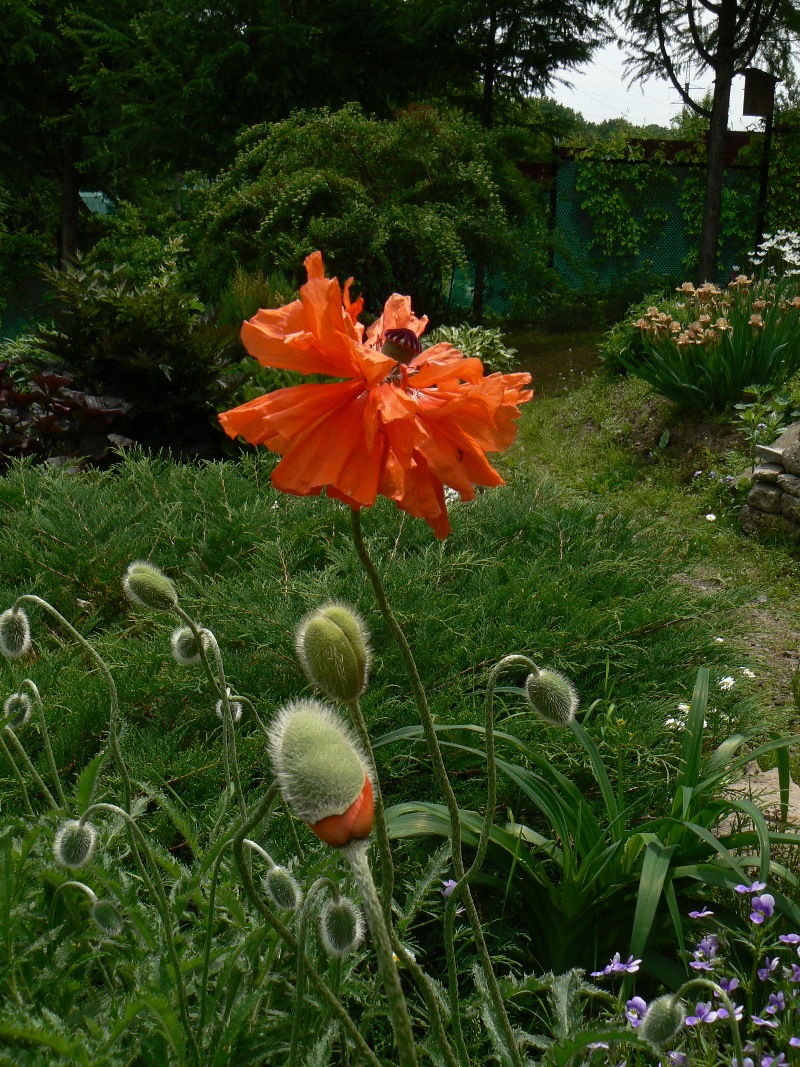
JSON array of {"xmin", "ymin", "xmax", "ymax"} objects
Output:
[{"xmin": 2, "ymin": 254, "xmax": 800, "ymax": 1065}]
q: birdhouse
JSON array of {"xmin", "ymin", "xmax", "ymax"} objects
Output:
[{"xmin": 743, "ymin": 69, "xmax": 777, "ymax": 118}]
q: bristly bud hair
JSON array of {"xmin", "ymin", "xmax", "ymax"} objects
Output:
[
  {"xmin": 170, "ymin": 626, "xmax": 208, "ymax": 665},
  {"xmin": 319, "ymin": 896, "xmax": 364, "ymax": 957},
  {"xmin": 638, "ymin": 995, "xmax": 686, "ymax": 1047},
  {"xmin": 215, "ymin": 693, "xmax": 243, "ymax": 724},
  {"xmin": 54, "ymin": 820, "xmax": 98, "ymax": 869},
  {"xmin": 525, "ymin": 668, "xmax": 579, "ymax": 727},
  {"xmin": 263, "ymin": 866, "xmax": 303, "ymax": 911},
  {"xmin": 0, "ymin": 608, "xmax": 31, "ymax": 660},
  {"xmin": 3, "ymin": 691, "xmax": 33, "ymax": 731},
  {"xmin": 122, "ymin": 561, "xmax": 178, "ymax": 611},
  {"xmin": 295, "ymin": 602, "xmax": 371, "ymax": 701},
  {"xmin": 92, "ymin": 899, "xmax": 123, "ymax": 936},
  {"xmin": 268, "ymin": 698, "xmax": 374, "ymax": 846}
]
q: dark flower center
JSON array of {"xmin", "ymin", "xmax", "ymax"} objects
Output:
[{"xmin": 381, "ymin": 328, "xmax": 423, "ymax": 363}]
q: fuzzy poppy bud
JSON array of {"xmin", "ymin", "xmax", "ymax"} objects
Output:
[
  {"xmin": 263, "ymin": 866, "xmax": 303, "ymax": 911},
  {"xmin": 381, "ymin": 328, "xmax": 423, "ymax": 363},
  {"xmin": 170, "ymin": 626, "xmax": 206, "ymax": 665},
  {"xmin": 0, "ymin": 608, "xmax": 31, "ymax": 659},
  {"xmin": 638, "ymin": 995, "xmax": 686, "ymax": 1047},
  {"xmin": 319, "ymin": 896, "xmax": 364, "ymax": 957},
  {"xmin": 92, "ymin": 899, "xmax": 123, "ymax": 935},
  {"xmin": 122, "ymin": 561, "xmax": 178, "ymax": 611},
  {"xmin": 525, "ymin": 668, "xmax": 579, "ymax": 727},
  {"xmin": 3, "ymin": 691, "xmax": 33, "ymax": 731},
  {"xmin": 268, "ymin": 698, "xmax": 374, "ymax": 847},
  {"xmin": 295, "ymin": 602, "xmax": 371, "ymax": 701},
  {"xmin": 215, "ymin": 693, "xmax": 243, "ymax": 724},
  {"xmin": 54, "ymin": 820, "xmax": 98, "ymax": 869}
]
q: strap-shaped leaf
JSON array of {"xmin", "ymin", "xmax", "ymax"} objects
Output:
[{"xmin": 630, "ymin": 837, "xmax": 675, "ymax": 960}]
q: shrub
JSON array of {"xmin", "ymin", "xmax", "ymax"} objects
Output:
[
  {"xmin": 616, "ymin": 275, "xmax": 800, "ymax": 409},
  {"xmin": 187, "ymin": 103, "xmax": 536, "ymax": 318},
  {"xmin": 600, "ymin": 290, "xmax": 671, "ymax": 373},
  {"xmin": 424, "ymin": 323, "xmax": 519, "ymax": 373}
]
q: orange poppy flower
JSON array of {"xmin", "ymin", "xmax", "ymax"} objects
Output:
[{"xmin": 218, "ymin": 252, "xmax": 532, "ymax": 538}]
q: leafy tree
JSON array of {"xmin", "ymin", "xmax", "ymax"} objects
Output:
[
  {"xmin": 618, "ymin": 0, "xmax": 800, "ymax": 281},
  {"xmin": 186, "ymin": 104, "xmax": 541, "ymax": 319}
]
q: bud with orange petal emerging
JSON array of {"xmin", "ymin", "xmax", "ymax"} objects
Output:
[{"xmin": 268, "ymin": 699, "xmax": 374, "ymax": 847}]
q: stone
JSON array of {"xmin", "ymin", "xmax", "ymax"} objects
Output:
[
  {"xmin": 753, "ymin": 463, "xmax": 783, "ymax": 484},
  {"xmin": 777, "ymin": 472, "xmax": 800, "ymax": 497},
  {"xmin": 756, "ymin": 444, "xmax": 784, "ymax": 464},
  {"xmin": 747, "ymin": 480, "xmax": 783, "ymax": 513},
  {"xmin": 771, "ymin": 420, "xmax": 800, "ymax": 451},
  {"xmin": 740, "ymin": 505, "xmax": 786, "ymax": 534},
  {"xmin": 724, "ymin": 766, "xmax": 800, "ymax": 829},
  {"xmin": 783, "ymin": 493, "xmax": 800, "ymax": 524},
  {"xmin": 782, "ymin": 441, "xmax": 800, "ymax": 476}
]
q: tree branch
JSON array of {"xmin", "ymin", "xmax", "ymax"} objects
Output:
[
  {"xmin": 687, "ymin": 0, "xmax": 716, "ymax": 65},
  {"xmin": 656, "ymin": 1, "xmax": 713, "ymax": 115}
]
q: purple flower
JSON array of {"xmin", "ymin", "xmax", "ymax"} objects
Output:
[
  {"xmin": 686, "ymin": 1001, "xmax": 717, "ymax": 1025},
  {"xmin": 790, "ymin": 964, "xmax": 800, "ymax": 983},
  {"xmin": 750, "ymin": 894, "xmax": 775, "ymax": 924},
  {"xmin": 441, "ymin": 879, "xmax": 458, "ymax": 898},
  {"xmin": 751, "ymin": 1015, "xmax": 779, "ymax": 1029},
  {"xmin": 732, "ymin": 1059, "xmax": 754, "ymax": 1067},
  {"xmin": 625, "ymin": 996, "xmax": 647, "ymax": 1028},
  {"xmin": 734, "ymin": 880, "xmax": 767, "ymax": 894},
  {"xmin": 757, "ymin": 956, "xmax": 780, "ymax": 981},
  {"xmin": 761, "ymin": 1055, "xmax": 787, "ymax": 1067},
  {"xmin": 718, "ymin": 976, "xmax": 740, "ymax": 994},
  {"xmin": 689, "ymin": 906, "xmax": 714, "ymax": 918},
  {"xmin": 690, "ymin": 958, "xmax": 717, "ymax": 971},
  {"xmin": 789, "ymin": 1038, "xmax": 800, "ymax": 1048},
  {"xmin": 764, "ymin": 992, "xmax": 785, "ymax": 1014},
  {"xmin": 667, "ymin": 1054, "xmax": 688, "ymax": 1066},
  {"xmin": 779, "ymin": 933, "xmax": 800, "ymax": 944},
  {"xmin": 716, "ymin": 1003, "xmax": 744, "ymax": 1021}
]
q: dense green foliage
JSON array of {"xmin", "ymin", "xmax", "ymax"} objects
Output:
[{"xmin": 187, "ymin": 104, "xmax": 537, "ymax": 316}]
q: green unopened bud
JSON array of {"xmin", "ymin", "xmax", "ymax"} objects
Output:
[
  {"xmin": 263, "ymin": 866, "xmax": 303, "ymax": 911},
  {"xmin": 525, "ymin": 668, "xmax": 579, "ymax": 727},
  {"xmin": 3, "ymin": 691, "xmax": 33, "ymax": 730},
  {"xmin": 0, "ymin": 608, "xmax": 31, "ymax": 659},
  {"xmin": 54, "ymin": 820, "xmax": 98, "ymax": 869},
  {"xmin": 92, "ymin": 899, "xmax": 123, "ymax": 935},
  {"xmin": 295, "ymin": 602, "xmax": 371, "ymax": 701},
  {"xmin": 122, "ymin": 561, "xmax": 178, "ymax": 611},
  {"xmin": 319, "ymin": 896, "xmax": 364, "ymax": 957},
  {"xmin": 170, "ymin": 626, "xmax": 206, "ymax": 665},
  {"xmin": 638, "ymin": 995, "xmax": 686, "ymax": 1047},
  {"xmin": 268, "ymin": 699, "xmax": 374, "ymax": 846}
]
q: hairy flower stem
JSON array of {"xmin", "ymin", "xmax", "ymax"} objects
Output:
[
  {"xmin": 342, "ymin": 841, "xmax": 418, "ymax": 1067},
  {"xmin": 4, "ymin": 725, "xmax": 57, "ymax": 810},
  {"xmin": 173, "ymin": 611, "xmax": 247, "ymax": 820},
  {"xmin": 21, "ymin": 680, "xmax": 66, "ymax": 806},
  {"xmin": 233, "ymin": 791, "xmax": 383, "ymax": 1067},
  {"xmin": 350, "ymin": 509, "xmax": 523, "ymax": 1067},
  {"xmin": 289, "ymin": 877, "xmax": 341, "ymax": 1067},
  {"xmin": 13, "ymin": 596, "xmax": 132, "ymax": 813},
  {"xmin": 444, "ymin": 655, "xmax": 536, "ymax": 1067},
  {"xmin": 345, "ymin": 696, "xmax": 394, "ymax": 925},
  {"xmin": 81, "ymin": 803, "xmax": 201, "ymax": 1067},
  {"xmin": 674, "ymin": 978, "xmax": 744, "ymax": 1067},
  {"xmin": 0, "ymin": 731, "xmax": 33, "ymax": 815}
]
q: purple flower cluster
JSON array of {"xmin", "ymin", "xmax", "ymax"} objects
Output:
[
  {"xmin": 590, "ymin": 952, "xmax": 641, "ymax": 978},
  {"xmin": 690, "ymin": 932, "xmax": 720, "ymax": 972}
]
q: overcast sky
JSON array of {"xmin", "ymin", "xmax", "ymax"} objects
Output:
[{"xmin": 549, "ymin": 41, "xmax": 758, "ymax": 132}]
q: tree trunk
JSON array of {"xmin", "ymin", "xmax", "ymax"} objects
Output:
[
  {"xmin": 60, "ymin": 142, "xmax": 81, "ymax": 266},
  {"xmin": 697, "ymin": 0, "xmax": 736, "ymax": 283}
]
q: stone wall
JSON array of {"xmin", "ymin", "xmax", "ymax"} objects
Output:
[{"xmin": 740, "ymin": 422, "xmax": 800, "ymax": 537}]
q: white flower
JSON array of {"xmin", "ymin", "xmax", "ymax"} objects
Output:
[
  {"xmin": 665, "ymin": 716, "xmax": 681, "ymax": 729},
  {"xmin": 705, "ymin": 513, "xmax": 716, "ymax": 521},
  {"xmin": 740, "ymin": 667, "xmax": 755, "ymax": 678},
  {"xmin": 677, "ymin": 703, "xmax": 691, "ymax": 713},
  {"xmin": 714, "ymin": 637, "xmax": 725, "ymax": 643},
  {"xmin": 718, "ymin": 676, "xmax": 735, "ymax": 691}
]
